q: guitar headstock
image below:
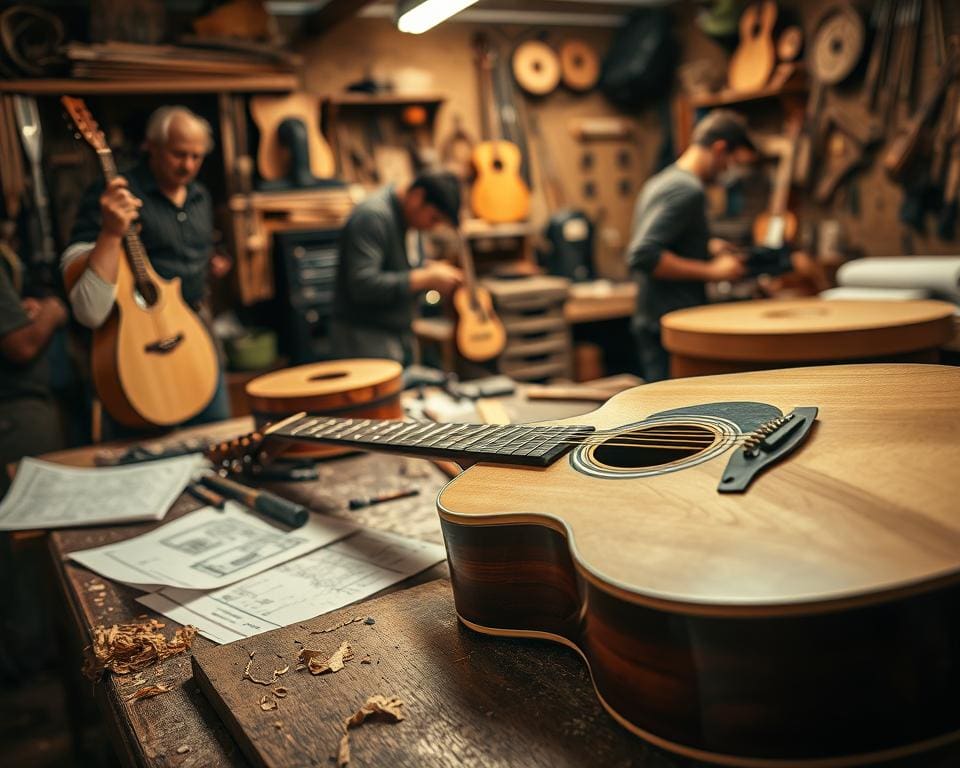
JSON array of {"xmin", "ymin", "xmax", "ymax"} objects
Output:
[
  {"xmin": 61, "ymin": 96, "xmax": 107, "ymax": 151},
  {"xmin": 204, "ymin": 413, "xmax": 306, "ymax": 476}
]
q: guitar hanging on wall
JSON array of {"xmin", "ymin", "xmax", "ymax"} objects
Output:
[
  {"xmin": 206, "ymin": 363, "xmax": 960, "ymax": 768},
  {"xmin": 470, "ymin": 34, "xmax": 531, "ymax": 223},
  {"xmin": 452, "ymin": 233, "xmax": 506, "ymax": 362},
  {"xmin": 61, "ymin": 96, "xmax": 219, "ymax": 428}
]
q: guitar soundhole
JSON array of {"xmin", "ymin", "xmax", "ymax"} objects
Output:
[
  {"xmin": 134, "ymin": 281, "xmax": 158, "ymax": 308},
  {"xmin": 592, "ymin": 424, "xmax": 716, "ymax": 469},
  {"xmin": 492, "ymin": 158, "xmax": 504, "ymax": 171}
]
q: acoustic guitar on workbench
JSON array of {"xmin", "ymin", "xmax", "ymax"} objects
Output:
[
  {"xmin": 470, "ymin": 34, "xmax": 531, "ymax": 223},
  {"xmin": 62, "ymin": 96, "xmax": 219, "ymax": 428},
  {"xmin": 205, "ymin": 363, "xmax": 960, "ymax": 768}
]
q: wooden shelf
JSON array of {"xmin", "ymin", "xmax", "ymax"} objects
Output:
[
  {"xmin": 0, "ymin": 75, "xmax": 299, "ymax": 95},
  {"xmin": 326, "ymin": 92, "xmax": 445, "ymax": 107},
  {"xmin": 461, "ymin": 219, "xmax": 533, "ymax": 239},
  {"xmin": 688, "ymin": 67, "xmax": 808, "ymax": 109}
]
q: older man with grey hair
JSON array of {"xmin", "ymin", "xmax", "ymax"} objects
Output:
[{"xmin": 62, "ymin": 105, "xmax": 231, "ymax": 435}]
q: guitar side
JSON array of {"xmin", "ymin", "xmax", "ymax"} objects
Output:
[
  {"xmin": 453, "ymin": 284, "xmax": 507, "ymax": 362},
  {"xmin": 470, "ymin": 140, "xmax": 531, "ymax": 223}
]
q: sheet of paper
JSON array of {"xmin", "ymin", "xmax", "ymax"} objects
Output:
[
  {"xmin": 0, "ymin": 454, "xmax": 206, "ymax": 531},
  {"xmin": 69, "ymin": 503, "xmax": 357, "ymax": 590},
  {"xmin": 137, "ymin": 528, "xmax": 447, "ymax": 644}
]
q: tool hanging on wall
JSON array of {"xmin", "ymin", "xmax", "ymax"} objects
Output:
[{"xmin": 13, "ymin": 94, "xmax": 58, "ymax": 291}]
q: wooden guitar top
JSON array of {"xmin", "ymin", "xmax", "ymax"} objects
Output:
[
  {"xmin": 661, "ymin": 298, "xmax": 955, "ymax": 361},
  {"xmin": 438, "ymin": 364, "xmax": 960, "ymax": 612}
]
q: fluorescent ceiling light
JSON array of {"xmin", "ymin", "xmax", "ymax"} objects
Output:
[{"xmin": 396, "ymin": 0, "xmax": 479, "ymax": 34}]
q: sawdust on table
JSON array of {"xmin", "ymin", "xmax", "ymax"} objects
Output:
[
  {"xmin": 125, "ymin": 683, "xmax": 172, "ymax": 702},
  {"xmin": 337, "ymin": 695, "xmax": 406, "ymax": 767},
  {"xmin": 242, "ymin": 650, "xmax": 290, "ymax": 686},
  {"xmin": 299, "ymin": 640, "xmax": 353, "ymax": 675},
  {"xmin": 83, "ymin": 618, "xmax": 197, "ymax": 681}
]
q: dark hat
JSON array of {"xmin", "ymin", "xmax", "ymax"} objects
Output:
[
  {"xmin": 691, "ymin": 109, "xmax": 756, "ymax": 153},
  {"xmin": 411, "ymin": 169, "xmax": 461, "ymax": 227}
]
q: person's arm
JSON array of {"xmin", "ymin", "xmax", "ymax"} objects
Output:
[
  {"xmin": 653, "ymin": 250, "xmax": 745, "ymax": 281},
  {"xmin": 61, "ymin": 177, "xmax": 141, "ymax": 329},
  {"xmin": 627, "ymin": 191, "xmax": 745, "ymax": 283},
  {"xmin": 0, "ymin": 297, "xmax": 67, "ymax": 365}
]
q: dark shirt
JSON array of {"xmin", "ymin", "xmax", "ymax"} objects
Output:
[
  {"xmin": 333, "ymin": 186, "xmax": 415, "ymax": 334},
  {"xmin": 626, "ymin": 164, "xmax": 710, "ymax": 330},
  {"xmin": 0, "ymin": 266, "xmax": 50, "ymax": 400},
  {"xmin": 69, "ymin": 160, "xmax": 214, "ymax": 306}
]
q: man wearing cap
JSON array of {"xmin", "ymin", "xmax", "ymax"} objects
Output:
[
  {"xmin": 626, "ymin": 109, "xmax": 754, "ymax": 382},
  {"xmin": 332, "ymin": 170, "xmax": 464, "ymax": 364}
]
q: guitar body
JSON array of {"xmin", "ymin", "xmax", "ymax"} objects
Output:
[
  {"xmin": 751, "ymin": 209, "xmax": 798, "ymax": 248},
  {"xmin": 84, "ymin": 254, "xmax": 219, "ymax": 427},
  {"xmin": 437, "ymin": 364, "xmax": 960, "ymax": 766},
  {"xmin": 453, "ymin": 284, "xmax": 507, "ymax": 362},
  {"xmin": 250, "ymin": 92, "xmax": 335, "ymax": 182},
  {"xmin": 728, "ymin": 1, "xmax": 777, "ymax": 93},
  {"xmin": 470, "ymin": 140, "xmax": 531, "ymax": 223}
]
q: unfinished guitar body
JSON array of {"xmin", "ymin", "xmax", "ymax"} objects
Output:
[
  {"xmin": 728, "ymin": 1, "xmax": 777, "ymax": 93},
  {"xmin": 437, "ymin": 365, "xmax": 960, "ymax": 766}
]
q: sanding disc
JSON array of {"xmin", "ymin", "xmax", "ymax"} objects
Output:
[{"xmin": 810, "ymin": 7, "xmax": 865, "ymax": 84}]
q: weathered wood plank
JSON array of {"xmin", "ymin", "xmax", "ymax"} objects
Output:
[{"xmin": 192, "ymin": 579, "xmax": 685, "ymax": 768}]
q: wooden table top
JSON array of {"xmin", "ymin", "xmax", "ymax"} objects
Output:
[{"xmin": 661, "ymin": 298, "xmax": 956, "ymax": 361}]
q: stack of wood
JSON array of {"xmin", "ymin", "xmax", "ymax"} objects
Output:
[{"xmin": 63, "ymin": 40, "xmax": 299, "ymax": 80}]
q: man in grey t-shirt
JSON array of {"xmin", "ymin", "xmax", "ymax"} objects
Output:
[{"xmin": 627, "ymin": 110, "xmax": 755, "ymax": 381}]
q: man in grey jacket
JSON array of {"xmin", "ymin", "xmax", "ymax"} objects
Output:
[{"xmin": 332, "ymin": 170, "xmax": 464, "ymax": 364}]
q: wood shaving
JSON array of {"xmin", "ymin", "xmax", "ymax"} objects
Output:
[
  {"xmin": 299, "ymin": 641, "xmax": 353, "ymax": 675},
  {"xmin": 242, "ymin": 651, "xmax": 290, "ymax": 686},
  {"xmin": 337, "ymin": 695, "xmax": 406, "ymax": 767},
  {"xmin": 126, "ymin": 683, "xmax": 171, "ymax": 702},
  {"xmin": 87, "ymin": 583, "xmax": 106, "ymax": 592},
  {"xmin": 259, "ymin": 694, "xmax": 278, "ymax": 711},
  {"xmin": 82, "ymin": 619, "xmax": 197, "ymax": 681},
  {"xmin": 176, "ymin": 745, "xmax": 190, "ymax": 754},
  {"xmin": 273, "ymin": 687, "xmax": 288, "ymax": 698},
  {"xmin": 309, "ymin": 615, "xmax": 365, "ymax": 635},
  {"xmin": 360, "ymin": 656, "xmax": 372, "ymax": 664}
]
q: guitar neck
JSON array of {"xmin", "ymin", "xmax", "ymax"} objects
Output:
[
  {"xmin": 267, "ymin": 414, "xmax": 595, "ymax": 467},
  {"xmin": 459, "ymin": 234, "xmax": 479, "ymax": 298},
  {"xmin": 94, "ymin": 147, "xmax": 153, "ymax": 283}
]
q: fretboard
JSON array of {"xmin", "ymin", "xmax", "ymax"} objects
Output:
[{"xmin": 269, "ymin": 415, "xmax": 595, "ymax": 467}]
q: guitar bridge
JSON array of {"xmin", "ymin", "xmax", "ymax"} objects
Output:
[
  {"xmin": 717, "ymin": 407, "xmax": 818, "ymax": 493},
  {"xmin": 145, "ymin": 333, "xmax": 184, "ymax": 354}
]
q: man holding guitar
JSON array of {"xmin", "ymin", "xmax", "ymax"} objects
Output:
[
  {"xmin": 331, "ymin": 169, "xmax": 464, "ymax": 365},
  {"xmin": 61, "ymin": 106, "xmax": 231, "ymax": 435},
  {"xmin": 627, "ymin": 110, "xmax": 755, "ymax": 382}
]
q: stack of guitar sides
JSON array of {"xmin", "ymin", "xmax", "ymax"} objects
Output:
[{"xmin": 484, "ymin": 275, "xmax": 572, "ymax": 381}]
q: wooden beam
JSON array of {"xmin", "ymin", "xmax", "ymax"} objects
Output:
[{"xmin": 304, "ymin": 0, "xmax": 381, "ymax": 36}]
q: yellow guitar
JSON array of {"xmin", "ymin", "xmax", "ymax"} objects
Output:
[
  {"xmin": 470, "ymin": 34, "xmax": 530, "ymax": 223},
  {"xmin": 452, "ymin": 234, "xmax": 506, "ymax": 362}
]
